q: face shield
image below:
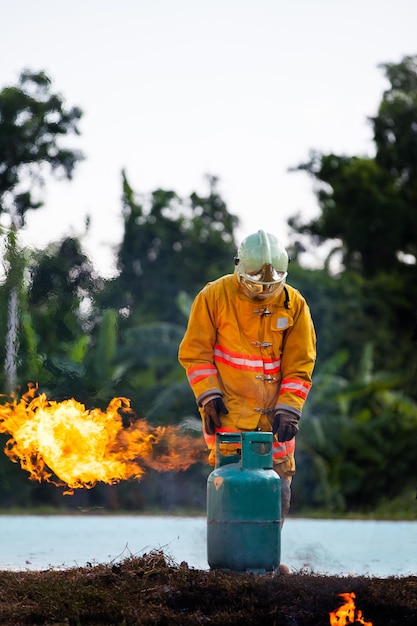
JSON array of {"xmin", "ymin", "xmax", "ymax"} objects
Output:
[
  {"xmin": 235, "ymin": 230, "xmax": 289, "ymax": 301},
  {"xmin": 239, "ymin": 265, "xmax": 288, "ymax": 299}
]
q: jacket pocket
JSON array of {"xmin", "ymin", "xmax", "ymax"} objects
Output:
[{"xmin": 272, "ymin": 314, "xmax": 293, "ymax": 332}]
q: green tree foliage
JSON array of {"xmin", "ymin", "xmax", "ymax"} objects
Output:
[
  {"xmin": 290, "ymin": 154, "xmax": 408, "ymax": 276},
  {"xmin": 27, "ymin": 237, "xmax": 97, "ymax": 345},
  {"xmin": 17, "ymin": 237, "xmax": 99, "ymax": 402},
  {"xmin": 101, "ymin": 172, "xmax": 239, "ymax": 326},
  {"xmin": 287, "ymin": 259, "xmax": 414, "ymax": 377},
  {"xmin": 287, "ymin": 54, "xmax": 417, "ymax": 378},
  {"xmin": 289, "ymin": 54, "xmax": 417, "ymax": 277},
  {"xmin": 296, "ymin": 345, "xmax": 417, "ymax": 513},
  {"xmin": 372, "ymin": 56, "xmax": 417, "ymax": 209},
  {"xmin": 286, "ymin": 55, "xmax": 417, "ymax": 514},
  {"xmin": 0, "ymin": 69, "xmax": 83, "ymax": 223},
  {"xmin": 0, "ymin": 69, "xmax": 84, "ymax": 393}
]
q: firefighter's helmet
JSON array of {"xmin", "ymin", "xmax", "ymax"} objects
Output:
[{"xmin": 234, "ymin": 230, "xmax": 288, "ymax": 300}]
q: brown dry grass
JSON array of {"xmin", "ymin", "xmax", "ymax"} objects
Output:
[{"xmin": 0, "ymin": 551, "xmax": 415, "ymax": 625}]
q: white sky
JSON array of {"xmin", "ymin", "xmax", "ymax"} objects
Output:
[{"xmin": 1, "ymin": 0, "xmax": 416, "ymax": 277}]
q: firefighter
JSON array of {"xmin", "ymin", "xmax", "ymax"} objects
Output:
[{"xmin": 178, "ymin": 229, "xmax": 316, "ymax": 523}]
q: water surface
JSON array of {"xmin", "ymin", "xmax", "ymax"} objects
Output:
[{"xmin": 1, "ymin": 515, "xmax": 415, "ymax": 577}]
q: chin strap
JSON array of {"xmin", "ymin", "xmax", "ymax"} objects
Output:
[{"xmin": 283, "ymin": 286, "xmax": 290, "ymax": 309}]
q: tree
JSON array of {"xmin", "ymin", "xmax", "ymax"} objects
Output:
[
  {"xmin": 27, "ymin": 237, "xmax": 97, "ymax": 347},
  {"xmin": 286, "ymin": 257, "xmax": 415, "ymax": 378},
  {"xmin": 283, "ymin": 55, "xmax": 417, "ymax": 515},
  {"xmin": 100, "ymin": 172, "xmax": 239, "ymax": 326},
  {"xmin": 21, "ymin": 236, "xmax": 99, "ymax": 401},
  {"xmin": 287, "ymin": 54, "xmax": 417, "ymax": 394},
  {"xmin": 0, "ymin": 69, "xmax": 83, "ymax": 223},
  {"xmin": 295, "ymin": 344, "xmax": 417, "ymax": 513},
  {"xmin": 0, "ymin": 69, "xmax": 83, "ymax": 392},
  {"xmin": 289, "ymin": 154, "xmax": 408, "ymax": 276},
  {"xmin": 289, "ymin": 54, "xmax": 417, "ymax": 276},
  {"xmin": 372, "ymin": 55, "xmax": 417, "ymax": 206}
]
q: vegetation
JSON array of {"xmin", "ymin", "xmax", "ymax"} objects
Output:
[
  {"xmin": 0, "ymin": 69, "xmax": 84, "ymax": 393},
  {"xmin": 0, "ymin": 57, "xmax": 416, "ymax": 517}
]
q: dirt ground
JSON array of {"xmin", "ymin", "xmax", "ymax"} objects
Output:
[{"xmin": 0, "ymin": 551, "xmax": 416, "ymax": 625}]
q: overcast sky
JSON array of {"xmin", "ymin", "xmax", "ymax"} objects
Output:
[{"xmin": 1, "ymin": 0, "xmax": 417, "ymax": 276}]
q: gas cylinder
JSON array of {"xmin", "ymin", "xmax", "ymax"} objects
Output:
[{"xmin": 207, "ymin": 431, "xmax": 281, "ymax": 573}]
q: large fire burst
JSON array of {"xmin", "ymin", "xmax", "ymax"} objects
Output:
[{"xmin": 0, "ymin": 385, "xmax": 205, "ymax": 494}]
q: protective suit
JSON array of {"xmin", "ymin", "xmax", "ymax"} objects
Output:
[{"xmin": 178, "ymin": 230, "xmax": 316, "ymax": 519}]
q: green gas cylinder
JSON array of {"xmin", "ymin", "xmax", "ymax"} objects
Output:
[{"xmin": 207, "ymin": 431, "xmax": 281, "ymax": 573}]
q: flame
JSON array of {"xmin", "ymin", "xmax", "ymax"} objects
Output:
[
  {"xmin": 0, "ymin": 385, "xmax": 205, "ymax": 495},
  {"xmin": 329, "ymin": 592, "xmax": 373, "ymax": 625}
]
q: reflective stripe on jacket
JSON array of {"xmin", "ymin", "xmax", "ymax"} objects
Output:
[{"xmin": 178, "ymin": 273, "xmax": 316, "ymax": 451}]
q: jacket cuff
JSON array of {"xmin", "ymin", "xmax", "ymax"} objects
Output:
[
  {"xmin": 197, "ymin": 389, "xmax": 222, "ymax": 407},
  {"xmin": 274, "ymin": 403, "xmax": 301, "ymax": 419}
]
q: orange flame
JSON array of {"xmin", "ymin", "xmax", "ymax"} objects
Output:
[
  {"xmin": 0, "ymin": 385, "xmax": 205, "ymax": 495},
  {"xmin": 329, "ymin": 592, "xmax": 373, "ymax": 625}
]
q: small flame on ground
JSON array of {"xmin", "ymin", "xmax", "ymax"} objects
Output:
[
  {"xmin": 0, "ymin": 384, "xmax": 205, "ymax": 495},
  {"xmin": 329, "ymin": 592, "xmax": 373, "ymax": 625}
]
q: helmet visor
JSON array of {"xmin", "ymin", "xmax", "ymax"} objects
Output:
[
  {"xmin": 239, "ymin": 264, "xmax": 287, "ymax": 298},
  {"xmin": 245, "ymin": 265, "xmax": 287, "ymax": 285}
]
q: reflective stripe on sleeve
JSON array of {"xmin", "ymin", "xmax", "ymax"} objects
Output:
[
  {"xmin": 187, "ymin": 363, "xmax": 218, "ymax": 386},
  {"xmin": 279, "ymin": 377, "xmax": 311, "ymax": 400}
]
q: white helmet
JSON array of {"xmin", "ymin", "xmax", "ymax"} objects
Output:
[{"xmin": 235, "ymin": 230, "xmax": 288, "ymax": 300}]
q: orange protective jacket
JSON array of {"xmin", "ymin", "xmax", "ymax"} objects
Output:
[{"xmin": 178, "ymin": 273, "xmax": 316, "ymax": 463}]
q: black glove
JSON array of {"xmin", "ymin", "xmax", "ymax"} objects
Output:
[
  {"xmin": 272, "ymin": 409, "xmax": 299, "ymax": 442},
  {"xmin": 203, "ymin": 397, "xmax": 229, "ymax": 435}
]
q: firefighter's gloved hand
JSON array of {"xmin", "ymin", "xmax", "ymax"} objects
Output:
[
  {"xmin": 203, "ymin": 397, "xmax": 229, "ymax": 435},
  {"xmin": 273, "ymin": 410, "xmax": 299, "ymax": 442}
]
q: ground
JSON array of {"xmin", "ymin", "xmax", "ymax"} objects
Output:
[{"xmin": 0, "ymin": 551, "xmax": 416, "ymax": 625}]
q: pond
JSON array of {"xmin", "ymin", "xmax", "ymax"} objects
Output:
[{"xmin": 1, "ymin": 515, "xmax": 416, "ymax": 577}]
